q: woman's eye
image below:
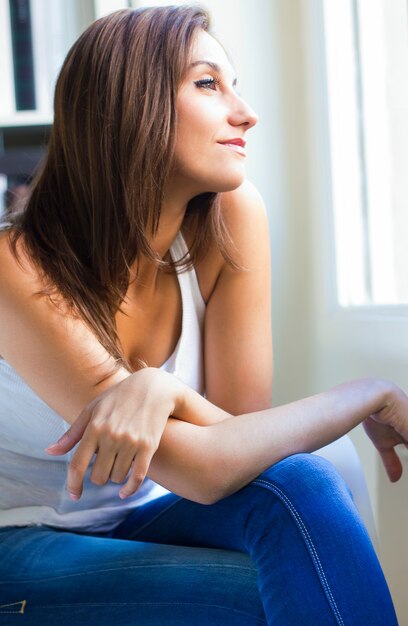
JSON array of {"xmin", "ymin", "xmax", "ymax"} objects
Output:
[{"xmin": 194, "ymin": 77, "xmax": 220, "ymax": 91}]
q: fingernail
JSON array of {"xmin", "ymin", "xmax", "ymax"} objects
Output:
[
  {"xmin": 119, "ymin": 490, "xmax": 129, "ymax": 500},
  {"xmin": 45, "ymin": 443, "xmax": 59, "ymax": 451},
  {"xmin": 69, "ymin": 491, "xmax": 79, "ymax": 501}
]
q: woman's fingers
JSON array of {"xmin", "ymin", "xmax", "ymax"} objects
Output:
[
  {"xmin": 89, "ymin": 440, "xmax": 140, "ymax": 487},
  {"xmin": 362, "ymin": 417, "xmax": 405, "ymax": 483},
  {"xmin": 67, "ymin": 435, "xmax": 98, "ymax": 500},
  {"xmin": 45, "ymin": 406, "xmax": 92, "ymax": 455},
  {"xmin": 67, "ymin": 427, "xmax": 156, "ymax": 500},
  {"xmin": 110, "ymin": 447, "xmax": 137, "ymax": 484},
  {"xmin": 89, "ymin": 442, "xmax": 118, "ymax": 487},
  {"xmin": 119, "ymin": 448, "xmax": 153, "ymax": 499},
  {"xmin": 379, "ymin": 447, "xmax": 403, "ymax": 483},
  {"xmin": 46, "ymin": 368, "xmax": 178, "ymax": 500}
]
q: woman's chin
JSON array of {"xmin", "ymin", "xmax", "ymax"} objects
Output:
[{"xmin": 207, "ymin": 169, "xmax": 246, "ymax": 193}]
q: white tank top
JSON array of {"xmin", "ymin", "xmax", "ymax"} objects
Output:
[{"xmin": 0, "ymin": 230, "xmax": 205, "ymax": 532}]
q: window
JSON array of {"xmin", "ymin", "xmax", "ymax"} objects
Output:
[{"xmin": 323, "ymin": 0, "xmax": 408, "ymax": 306}]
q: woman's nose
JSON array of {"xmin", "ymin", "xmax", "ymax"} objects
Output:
[
  {"xmin": 245, "ymin": 104, "xmax": 258, "ymax": 129},
  {"xmin": 228, "ymin": 96, "xmax": 258, "ymax": 130}
]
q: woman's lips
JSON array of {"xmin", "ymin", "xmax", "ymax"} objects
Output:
[{"xmin": 217, "ymin": 142, "xmax": 246, "ymax": 157}]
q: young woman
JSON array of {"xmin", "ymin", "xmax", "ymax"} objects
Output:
[{"xmin": 0, "ymin": 5, "xmax": 405, "ymax": 625}]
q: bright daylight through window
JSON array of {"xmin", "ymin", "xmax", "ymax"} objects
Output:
[{"xmin": 323, "ymin": 0, "xmax": 408, "ymax": 306}]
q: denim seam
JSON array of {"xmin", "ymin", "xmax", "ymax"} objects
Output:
[
  {"xmin": 0, "ymin": 600, "xmax": 26, "ymax": 614},
  {"xmin": 252, "ymin": 478, "xmax": 345, "ymax": 626},
  {"xmin": 0, "ymin": 562, "xmax": 257, "ymax": 585},
  {"xmin": 21, "ymin": 601, "xmax": 266, "ymax": 623}
]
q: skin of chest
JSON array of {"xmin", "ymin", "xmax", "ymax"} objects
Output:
[{"xmin": 115, "ymin": 227, "xmax": 223, "ymax": 369}]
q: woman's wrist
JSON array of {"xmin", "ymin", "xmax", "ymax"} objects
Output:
[
  {"xmin": 324, "ymin": 377, "xmax": 395, "ymax": 423},
  {"xmin": 367, "ymin": 377, "xmax": 405, "ymax": 426},
  {"xmin": 354, "ymin": 377, "xmax": 398, "ymax": 420},
  {"xmin": 171, "ymin": 381, "xmax": 232, "ymax": 426},
  {"xmin": 136, "ymin": 367, "xmax": 189, "ymax": 418}
]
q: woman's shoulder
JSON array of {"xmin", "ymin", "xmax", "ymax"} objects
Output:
[
  {"xmin": 0, "ymin": 228, "xmax": 45, "ymax": 296},
  {"xmin": 219, "ymin": 178, "xmax": 268, "ymax": 228},
  {"xmin": 0, "ymin": 228, "xmax": 33, "ymax": 278},
  {"xmin": 183, "ymin": 179, "xmax": 268, "ymax": 303},
  {"xmin": 0, "ymin": 228, "xmax": 129, "ymax": 424},
  {"xmin": 218, "ymin": 179, "xmax": 269, "ymax": 266}
]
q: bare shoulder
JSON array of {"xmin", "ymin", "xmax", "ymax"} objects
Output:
[
  {"xmin": 0, "ymin": 228, "xmax": 27, "ymax": 272},
  {"xmin": 0, "ymin": 229, "xmax": 128, "ymax": 423},
  {"xmin": 219, "ymin": 178, "xmax": 269, "ymax": 269},
  {"xmin": 220, "ymin": 178, "xmax": 267, "ymax": 221},
  {"xmin": 0, "ymin": 229, "xmax": 43, "ymax": 292},
  {"xmin": 187, "ymin": 179, "xmax": 269, "ymax": 302},
  {"xmin": 0, "ymin": 229, "xmax": 56, "ymax": 314}
]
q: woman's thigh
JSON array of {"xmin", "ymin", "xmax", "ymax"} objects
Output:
[
  {"xmin": 113, "ymin": 453, "xmax": 398, "ymax": 626},
  {"xmin": 0, "ymin": 525, "xmax": 266, "ymax": 626}
]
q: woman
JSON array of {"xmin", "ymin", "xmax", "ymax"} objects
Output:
[{"xmin": 0, "ymin": 5, "xmax": 405, "ymax": 625}]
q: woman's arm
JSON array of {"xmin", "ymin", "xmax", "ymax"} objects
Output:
[
  {"xmin": 0, "ymin": 231, "xmax": 230, "ymax": 428},
  {"xmin": 0, "ymin": 232, "xmax": 228, "ymax": 502},
  {"xmin": 148, "ymin": 377, "xmax": 407, "ymax": 504},
  {"xmin": 203, "ymin": 179, "xmax": 273, "ymax": 414}
]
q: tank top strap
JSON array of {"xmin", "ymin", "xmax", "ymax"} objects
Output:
[{"xmin": 170, "ymin": 231, "xmax": 205, "ymax": 317}]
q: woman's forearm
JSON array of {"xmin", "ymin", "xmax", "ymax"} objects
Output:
[
  {"xmin": 147, "ymin": 378, "xmax": 390, "ymax": 504},
  {"xmin": 205, "ymin": 378, "xmax": 389, "ymax": 500}
]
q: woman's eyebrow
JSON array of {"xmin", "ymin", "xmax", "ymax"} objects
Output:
[{"xmin": 189, "ymin": 60, "xmax": 238, "ymax": 87}]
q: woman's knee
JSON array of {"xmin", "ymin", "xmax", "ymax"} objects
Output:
[
  {"xmin": 256, "ymin": 452, "xmax": 351, "ymax": 487},
  {"xmin": 244, "ymin": 453, "xmax": 372, "ymax": 557},
  {"xmin": 251, "ymin": 453, "xmax": 355, "ymax": 511}
]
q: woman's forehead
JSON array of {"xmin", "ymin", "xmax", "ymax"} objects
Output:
[{"xmin": 187, "ymin": 30, "xmax": 236, "ymax": 81}]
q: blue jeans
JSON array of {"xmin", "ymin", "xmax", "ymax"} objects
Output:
[{"xmin": 0, "ymin": 453, "xmax": 398, "ymax": 625}]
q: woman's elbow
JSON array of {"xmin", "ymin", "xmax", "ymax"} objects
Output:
[{"xmin": 147, "ymin": 420, "xmax": 221, "ymax": 505}]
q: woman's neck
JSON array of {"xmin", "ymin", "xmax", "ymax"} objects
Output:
[{"xmin": 128, "ymin": 195, "xmax": 189, "ymax": 293}]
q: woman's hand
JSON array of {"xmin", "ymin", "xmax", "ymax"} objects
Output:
[
  {"xmin": 363, "ymin": 383, "xmax": 408, "ymax": 482},
  {"xmin": 45, "ymin": 368, "xmax": 187, "ymax": 500}
]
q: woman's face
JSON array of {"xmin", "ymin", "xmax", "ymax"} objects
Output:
[{"xmin": 171, "ymin": 30, "xmax": 258, "ymax": 197}]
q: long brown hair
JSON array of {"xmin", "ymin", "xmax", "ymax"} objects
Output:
[{"xmin": 8, "ymin": 5, "xmax": 238, "ymax": 374}]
